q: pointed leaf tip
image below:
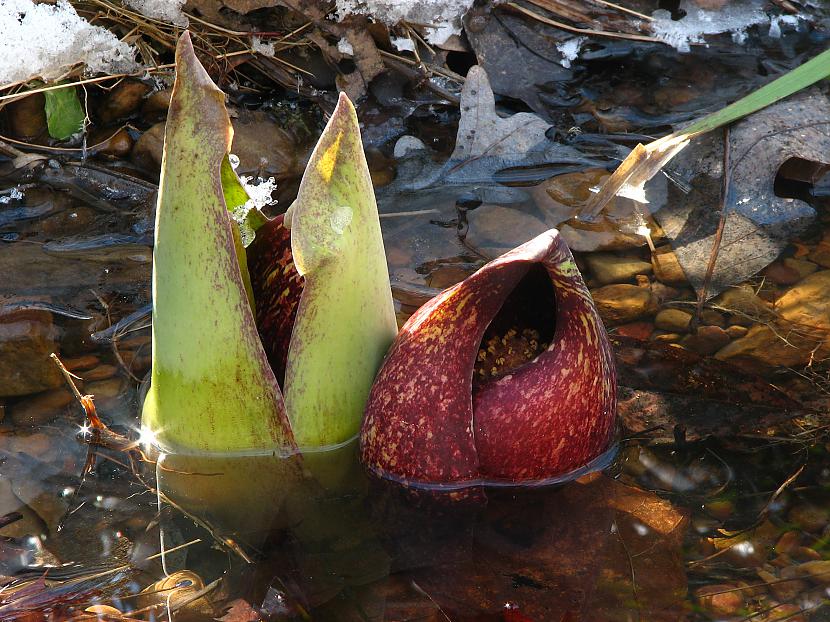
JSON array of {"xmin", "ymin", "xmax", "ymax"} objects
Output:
[
  {"xmin": 142, "ymin": 32, "xmax": 292, "ymax": 454},
  {"xmin": 283, "ymin": 87, "xmax": 397, "ymax": 448}
]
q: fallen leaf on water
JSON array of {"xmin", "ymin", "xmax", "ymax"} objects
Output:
[{"xmin": 654, "ymin": 89, "xmax": 830, "ymax": 297}]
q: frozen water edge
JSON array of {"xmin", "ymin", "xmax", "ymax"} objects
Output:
[
  {"xmin": 335, "ymin": 0, "xmax": 479, "ymax": 45},
  {"xmin": 124, "ymin": 0, "xmax": 188, "ymax": 27},
  {"xmin": 653, "ymin": 0, "xmax": 804, "ymax": 52}
]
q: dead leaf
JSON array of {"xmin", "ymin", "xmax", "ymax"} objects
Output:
[
  {"xmin": 464, "ymin": 8, "xmax": 572, "ymax": 117},
  {"xmin": 217, "ymin": 599, "xmax": 262, "ymax": 622},
  {"xmin": 654, "ymin": 89, "xmax": 830, "ymax": 297}
]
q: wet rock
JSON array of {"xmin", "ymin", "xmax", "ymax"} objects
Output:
[
  {"xmin": 759, "ymin": 604, "xmax": 806, "ymax": 622},
  {"xmin": 650, "ymin": 281, "xmax": 682, "ymax": 304},
  {"xmin": 694, "ymin": 584, "xmax": 745, "ymax": 616},
  {"xmin": 711, "ymin": 284, "xmax": 774, "ymax": 327},
  {"xmin": 699, "ymin": 308, "xmax": 726, "ymax": 327},
  {"xmin": 652, "ymin": 331, "xmax": 681, "ymax": 343},
  {"xmin": 682, "ymin": 326, "xmax": 730, "ymax": 356},
  {"xmin": 97, "ymin": 80, "xmax": 151, "ymax": 123},
  {"xmin": 9, "ymin": 388, "xmax": 73, "ymax": 426},
  {"xmin": 792, "ymin": 559, "xmax": 830, "ymax": 584},
  {"xmin": 533, "ymin": 169, "xmax": 659, "ymax": 252},
  {"xmin": 702, "ymin": 499, "xmax": 733, "ymax": 520},
  {"xmin": 788, "ymin": 504, "xmax": 829, "ymax": 533},
  {"xmin": 0, "ymin": 478, "xmax": 46, "ymax": 539},
  {"xmin": 654, "ymin": 308, "xmax": 692, "ymax": 332},
  {"xmin": 85, "ymin": 377, "xmax": 126, "ymax": 412},
  {"xmin": 0, "ymin": 310, "xmax": 62, "ymax": 397},
  {"xmin": 774, "ymin": 531, "xmax": 799, "ymax": 555},
  {"xmin": 131, "ymin": 121, "xmax": 165, "ymax": 170},
  {"xmin": 6, "ymin": 431, "xmax": 52, "ymax": 460},
  {"xmin": 808, "ymin": 240, "xmax": 830, "ymax": 268},
  {"xmin": 651, "ymin": 246, "xmax": 687, "ymax": 284},
  {"xmin": 94, "ymin": 127, "xmax": 134, "ymax": 158},
  {"xmin": 6, "ymin": 92, "xmax": 47, "ymax": 139},
  {"xmin": 784, "ymin": 257, "xmax": 818, "ymax": 280},
  {"xmin": 717, "ymin": 270, "xmax": 830, "ymax": 367},
  {"xmin": 715, "ymin": 325, "xmax": 797, "ymax": 367},
  {"xmin": 230, "ymin": 108, "xmax": 303, "ymax": 180},
  {"xmin": 725, "ymin": 325, "xmax": 748, "ymax": 339},
  {"xmin": 11, "ymin": 475, "xmax": 69, "ymax": 534},
  {"xmin": 465, "ymin": 205, "xmax": 548, "ymax": 258},
  {"xmin": 763, "ymin": 260, "xmax": 803, "ymax": 285},
  {"xmin": 82, "ymin": 364, "xmax": 117, "ymax": 382},
  {"xmin": 585, "ymin": 252, "xmax": 652, "ymax": 285},
  {"xmin": 142, "ymin": 88, "xmax": 172, "ymax": 118},
  {"xmin": 116, "ymin": 334, "xmax": 150, "ymax": 350},
  {"xmin": 759, "ymin": 567, "xmax": 805, "ymax": 602},
  {"xmin": 62, "ymin": 354, "xmax": 99, "ymax": 371},
  {"xmin": 591, "ymin": 284, "xmax": 657, "ymax": 325}
]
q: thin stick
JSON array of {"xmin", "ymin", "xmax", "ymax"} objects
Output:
[
  {"xmin": 506, "ymin": 3, "xmax": 662, "ymax": 43},
  {"xmin": 591, "ymin": 0, "xmax": 653, "ymax": 21},
  {"xmin": 379, "ymin": 209, "xmax": 441, "ymax": 218},
  {"xmin": 50, "ymin": 353, "xmax": 85, "ymax": 404},
  {"xmin": 692, "ymin": 125, "xmax": 731, "ymax": 330}
]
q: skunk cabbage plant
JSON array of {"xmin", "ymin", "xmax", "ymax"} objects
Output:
[
  {"xmin": 361, "ymin": 231, "xmax": 617, "ymax": 487},
  {"xmin": 142, "ymin": 33, "xmax": 397, "ymax": 459}
]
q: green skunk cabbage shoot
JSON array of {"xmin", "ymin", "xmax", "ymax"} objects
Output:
[
  {"xmin": 361, "ymin": 230, "xmax": 617, "ymax": 488},
  {"xmin": 142, "ymin": 32, "xmax": 397, "ymax": 457}
]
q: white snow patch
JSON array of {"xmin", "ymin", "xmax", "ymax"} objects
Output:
[
  {"xmin": 556, "ymin": 37, "xmax": 585, "ymax": 68},
  {"xmin": 0, "ymin": 187, "xmax": 25, "ymax": 204},
  {"xmin": 0, "ymin": 0, "xmax": 139, "ymax": 85},
  {"xmin": 390, "ymin": 36, "xmax": 415, "ymax": 52},
  {"xmin": 251, "ymin": 36, "xmax": 276, "ymax": 57},
  {"xmin": 240, "ymin": 175, "xmax": 279, "ymax": 211},
  {"xmin": 768, "ymin": 14, "xmax": 801, "ymax": 38},
  {"xmin": 652, "ymin": 0, "xmax": 769, "ymax": 52},
  {"xmin": 124, "ymin": 0, "xmax": 188, "ymax": 27},
  {"xmin": 335, "ymin": 0, "xmax": 477, "ymax": 45},
  {"xmin": 337, "ymin": 37, "xmax": 355, "ymax": 56},
  {"xmin": 393, "ymin": 135, "xmax": 427, "ymax": 158}
]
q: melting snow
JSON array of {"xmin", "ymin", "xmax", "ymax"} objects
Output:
[
  {"xmin": 652, "ymin": 0, "xmax": 771, "ymax": 52},
  {"xmin": 124, "ymin": 0, "xmax": 188, "ymax": 27},
  {"xmin": 0, "ymin": 0, "xmax": 139, "ymax": 85},
  {"xmin": 335, "ymin": 0, "xmax": 476, "ymax": 45},
  {"xmin": 337, "ymin": 37, "xmax": 355, "ymax": 56},
  {"xmin": 251, "ymin": 35, "xmax": 276, "ymax": 57},
  {"xmin": 240, "ymin": 175, "xmax": 279, "ymax": 212},
  {"xmin": 556, "ymin": 37, "xmax": 586, "ymax": 68}
]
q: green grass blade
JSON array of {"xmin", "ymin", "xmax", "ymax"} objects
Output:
[
  {"xmin": 284, "ymin": 93, "xmax": 398, "ymax": 448},
  {"xmin": 582, "ymin": 47, "xmax": 830, "ymax": 219},
  {"xmin": 685, "ymin": 48, "xmax": 830, "ymax": 137},
  {"xmin": 43, "ymin": 85, "xmax": 84, "ymax": 140},
  {"xmin": 141, "ymin": 33, "xmax": 294, "ymax": 454}
]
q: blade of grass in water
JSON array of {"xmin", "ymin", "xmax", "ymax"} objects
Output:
[{"xmin": 581, "ymin": 47, "xmax": 830, "ymax": 219}]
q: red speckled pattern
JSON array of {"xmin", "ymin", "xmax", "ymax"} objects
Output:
[
  {"xmin": 360, "ymin": 230, "xmax": 616, "ymax": 486},
  {"xmin": 474, "ymin": 236, "xmax": 616, "ymax": 480},
  {"xmin": 247, "ymin": 214, "xmax": 305, "ymax": 386}
]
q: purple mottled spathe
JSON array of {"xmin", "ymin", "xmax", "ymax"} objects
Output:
[{"xmin": 360, "ymin": 229, "xmax": 616, "ymax": 486}]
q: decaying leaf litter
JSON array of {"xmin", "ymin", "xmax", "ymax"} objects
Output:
[{"xmin": 1, "ymin": 0, "xmax": 830, "ymax": 620}]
